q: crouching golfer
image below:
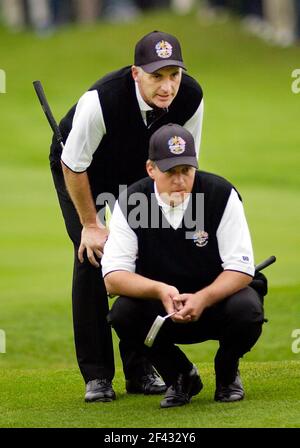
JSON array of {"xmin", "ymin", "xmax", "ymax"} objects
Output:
[{"xmin": 102, "ymin": 124, "xmax": 267, "ymax": 408}]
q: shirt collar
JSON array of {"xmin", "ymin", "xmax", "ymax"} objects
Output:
[{"xmin": 135, "ymin": 81, "xmax": 152, "ymax": 112}]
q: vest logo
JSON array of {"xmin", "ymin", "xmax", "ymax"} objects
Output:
[
  {"xmin": 168, "ymin": 136, "xmax": 186, "ymax": 154},
  {"xmin": 193, "ymin": 230, "xmax": 209, "ymax": 247},
  {"xmin": 155, "ymin": 40, "xmax": 172, "ymax": 59}
]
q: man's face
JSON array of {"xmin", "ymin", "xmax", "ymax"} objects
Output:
[
  {"xmin": 132, "ymin": 66, "xmax": 182, "ymax": 109},
  {"xmin": 146, "ymin": 162, "xmax": 196, "ymax": 206}
]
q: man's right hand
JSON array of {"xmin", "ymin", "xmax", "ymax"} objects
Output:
[
  {"xmin": 156, "ymin": 283, "xmax": 182, "ymax": 315},
  {"xmin": 78, "ymin": 225, "xmax": 109, "ymax": 268}
]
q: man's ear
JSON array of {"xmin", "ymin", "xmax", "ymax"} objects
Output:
[
  {"xmin": 146, "ymin": 160, "xmax": 155, "ymax": 179},
  {"xmin": 131, "ymin": 65, "xmax": 139, "ymax": 82}
]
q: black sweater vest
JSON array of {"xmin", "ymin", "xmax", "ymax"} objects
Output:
[
  {"xmin": 119, "ymin": 171, "xmax": 235, "ymax": 293},
  {"xmin": 50, "ymin": 66, "xmax": 203, "ymax": 200}
]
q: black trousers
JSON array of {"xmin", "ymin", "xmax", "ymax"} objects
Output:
[
  {"xmin": 51, "ymin": 164, "xmax": 152, "ymax": 383},
  {"xmin": 109, "ymin": 286, "xmax": 264, "ymax": 386}
]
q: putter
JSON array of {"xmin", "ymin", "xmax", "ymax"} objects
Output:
[
  {"xmin": 144, "ymin": 312, "xmax": 177, "ymax": 348},
  {"xmin": 144, "ymin": 255, "xmax": 276, "ymax": 347}
]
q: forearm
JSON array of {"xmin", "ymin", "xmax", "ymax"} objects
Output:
[
  {"xmin": 195, "ymin": 271, "xmax": 252, "ymax": 308},
  {"xmin": 104, "ymin": 270, "xmax": 163, "ymax": 300},
  {"xmin": 61, "ymin": 162, "xmax": 97, "ymax": 226}
]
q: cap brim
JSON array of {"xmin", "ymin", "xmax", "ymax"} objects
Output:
[
  {"xmin": 155, "ymin": 156, "xmax": 198, "ymax": 172},
  {"xmin": 141, "ymin": 60, "xmax": 186, "ymax": 74}
]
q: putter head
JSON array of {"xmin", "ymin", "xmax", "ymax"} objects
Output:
[{"xmin": 144, "ymin": 315, "xmax": 165, "ymax": 348}]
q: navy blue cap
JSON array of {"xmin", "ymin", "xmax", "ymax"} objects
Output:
[
  {"xmin": 135, "ymin": 31, "xmax": 186, "ymax": 73},
  {"xmin": 149, "ymin": 124, "xmax": 198, "ymax": 172}
]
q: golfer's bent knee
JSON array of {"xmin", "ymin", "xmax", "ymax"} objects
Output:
[
  {"xmin": 227, "ymin": 287, "xmax": 264, "ymax": 325},
  {"xmin": 109, "ymin": 296, "xmax": 136, "ymax": 329}
]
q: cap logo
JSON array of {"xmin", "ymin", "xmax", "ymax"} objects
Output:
[
  {"xmin": 155, "ymin": 40, "xmax": 172, "ymax": 59},
  {"xmin": 168, "ymin": 136, "xmax": 186, "ymax": 155}
]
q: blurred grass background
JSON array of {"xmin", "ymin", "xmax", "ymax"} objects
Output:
[{"xmin": 0, "ymin": 11, "xmax": 300, "ymax": 427}]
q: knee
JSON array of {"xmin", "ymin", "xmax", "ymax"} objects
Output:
[
  {"xmin": 225, "ymin": 287, "xmax": 264, "ymax": 326},
  {"xmin": 108, "ymin": 297, "xmax": 162, "ymax": 341},
  {"xmin": 221, "ymin": 288, "xmax": 264, "ymax": 353},
  {"xmin": 108, "ymin": 296, "xmax": 138, "ymax": 336}
]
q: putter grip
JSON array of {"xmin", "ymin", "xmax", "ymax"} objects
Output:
[
  {"xmin": 255, "ymin": 255, "xmax": 276, "ymax": 273},
  {"xmin": 33, "ymin": 80, "xmax": 63, "ymax": 145}
]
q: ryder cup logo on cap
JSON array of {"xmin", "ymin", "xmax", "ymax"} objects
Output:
[
  {"xmin": 134, "ymin": 31, "xmax": 186, "ymax": 73},
  {"xmin": 168, "ymin": 136, "xmax": 186, "ymax": 155},
  {"xmin": 155, "ymin": 40, "xmax": 173, "ymax": 59}
]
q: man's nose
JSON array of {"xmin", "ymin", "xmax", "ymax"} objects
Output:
[
  {"xmin": 160, "ymin": 79, "xmax": 173, "ymax": 93},
  {"xmin": 173, "ymin": 173, "xmax": 184, "ymax": 185}
]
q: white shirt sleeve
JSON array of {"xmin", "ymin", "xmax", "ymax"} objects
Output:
[
  {"xmin": 217, "ymin": 189, "xmax": 255, "ymax": 276},
  {"xmin": 61, "ymin": 90, "xmax": 106, "ymax": 172},
  {"xmin": 183, "ymin": 99, "xmax": 204, "ymax": 159},
  {"xmin": 101, "ymin": 201, "xmax": 138, "ymax": 277}
]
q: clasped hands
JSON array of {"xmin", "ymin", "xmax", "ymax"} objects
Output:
[{"xmin": 158, "ymin": 284, "xmax": 207, "ymax": 324}]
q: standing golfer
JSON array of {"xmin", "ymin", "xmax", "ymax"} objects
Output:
[
  {"xmin": 102, "ymin": 124, "xmax": 267, "ymax": 408},
  {"xmin": 49, "ymin": 31, "xmax": 204, "ymax": 401}
]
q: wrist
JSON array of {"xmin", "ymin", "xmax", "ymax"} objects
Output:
[
  {"xmin": 82, "ymin": 220, "xmax": 98, "ymax": 228},
  {"xmin": 153, "ymin": 281, "xmax": 166, "ymax": 301},
  {"xmin": 194, "ymin": 289, "xmax": 212, "ymax": 309}
]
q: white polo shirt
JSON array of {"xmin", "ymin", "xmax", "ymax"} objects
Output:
[{"xmin": 61, "ymin": 83, "xmax": 204, "ymax": 173}]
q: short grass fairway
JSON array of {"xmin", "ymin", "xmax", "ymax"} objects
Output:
[
  {"xmin": 0, "ymin": 362, "xmax": 300, "ymax": 428},
  {"xmin": 0, "ymin": 10, "xmax": 300, "ymax": 428}
]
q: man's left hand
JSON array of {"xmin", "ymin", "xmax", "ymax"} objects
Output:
[{"xmin": 172, "ymin": 293, "xmax": 206, "ymax": 323}]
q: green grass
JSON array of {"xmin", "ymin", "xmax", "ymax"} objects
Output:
[
  {"xmin": 0, "ymin": 10, "xmax": 300, "ymax": 428},
  {"xmin": 1, "ymin": 362, "xmax": 299, "ymax": 428}
]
